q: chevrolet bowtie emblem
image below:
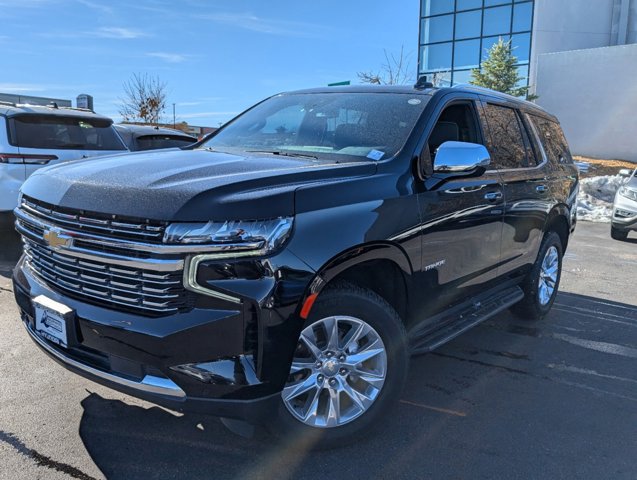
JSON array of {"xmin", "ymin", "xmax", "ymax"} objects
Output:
[{"xmin": 43, "ymin": 228, "xmax": 72, "ymax": 249}]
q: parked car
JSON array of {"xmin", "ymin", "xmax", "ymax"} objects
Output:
[
  {"xmin": 114, "ymin": 124, "xmax": 197, "ymax": 151},
  {"xmin": 0, "ymin": 101, "xmax": 127, "ymax": 229},
  {"xmin": 12, "ymin": 84, "xmax": 578, "ymax": 447},
  {"xmin": 611, "ymin": 167, "xmax": 637, "ymax": 240}
]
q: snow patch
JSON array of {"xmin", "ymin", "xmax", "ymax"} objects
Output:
[{"xmin": 577, "ymin": 175, "xmax": 625, "ymax": 223}]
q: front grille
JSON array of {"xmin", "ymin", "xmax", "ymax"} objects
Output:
[
  {"xmin": 21, "ymin": 196, "xmax": 167, "ymax": 243},
  {"xmin": 24, "ymin": 239, "xmax": 189, "ymax": 315}
]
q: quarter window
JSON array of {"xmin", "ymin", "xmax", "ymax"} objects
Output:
[{"xmin": 483, "ymin": 103, "xmax": 528, "ymax": 169}]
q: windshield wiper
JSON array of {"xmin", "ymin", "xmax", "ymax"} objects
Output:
[{"xmin": 247, "ymin": 150, "xmax": 319, "ymax": 160}]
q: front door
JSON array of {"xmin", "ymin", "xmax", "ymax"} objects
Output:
[{"xmin": 415, "ymin": 97, "xmax": 504, "ymax": 322}]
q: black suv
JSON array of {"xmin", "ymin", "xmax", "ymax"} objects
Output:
[{"xmin": 12, "ymin": 85, "xmax": 578, "ymax": 445}]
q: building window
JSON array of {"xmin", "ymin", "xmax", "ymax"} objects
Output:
[
  {"xmin": 511, "ymin": 32, "xmax": 531, "ymax": 62},
  {"xmin": 454, "ymin": 39, "xmax": 481, "ymax": 68},
  {"xmin": 512, "ymin": 1, "xmax": 533, "ymax": 31},
  {"xmin": 455, "ymin": 10, "xmax": 482, "ymax": 39},
  {"xmin": 483, "ymin": 5, "xmax": 513, "ymax": 36},
  {"xmin": 421, "ymin": 14, "xmax": 454, "ymax": 44},
  {"xmin": 418, "ymin": 0, "xmax": 534, "ymax": 92},
  {"xmin": 421, "ymin": 42, "xmax": 453, "ymax": 71},
  {"xmin": 421, "ymin": 0, "xmax": 454, "ymax": 17}
]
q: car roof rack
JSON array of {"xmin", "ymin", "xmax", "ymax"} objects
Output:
[{"xmin": 0, "ymin": 100, "xmax": 94, "ymax": 113}]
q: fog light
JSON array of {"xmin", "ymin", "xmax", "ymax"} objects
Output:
[{"xmin": 615, "ymin": 208, "xmax": 635, "ymax": 218}]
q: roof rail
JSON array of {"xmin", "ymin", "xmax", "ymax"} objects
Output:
[{"xmin": 0, "ymin": 101, "xmax": 94, "ymax": 113}]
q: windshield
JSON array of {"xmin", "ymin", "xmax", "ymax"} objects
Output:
[
  {"xmin": 10, "ymin": 115, "xmax": 127, "ymax": 151},
  {"xmin": 202, "ymin": 92, "xmax": 429, "ymax": 161},
  {"xmin": 134, "ymin": 135, "xmax": 196, "ymax": 151}
]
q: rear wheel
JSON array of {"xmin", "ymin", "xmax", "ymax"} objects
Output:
[
  {"xmin": 268, "ymin": 283, "xmax": 408, "ymax": 448},
  {"xmin": 511, "ymin": 231, "xmax": 563, "ymax": 321},
  {"xmin": 611, "ymin": 225, "xmax": 628, "ymax": 241}
]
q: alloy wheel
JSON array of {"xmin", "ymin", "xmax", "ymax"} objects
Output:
[
  {"xmin": 282, "ymin": 315, "xmax": 387, "ymax": 428},
  {"xmin": 538, "ymin": 245, "xmax": 559, "ymax": 306}
]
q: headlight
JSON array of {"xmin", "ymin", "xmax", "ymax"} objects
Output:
[
  {"xmin": 619, "ymin": 186, "xmax": 637, "ymax": 202},
  {"xmin": 164, "ymin": 217, "xmax": 293, "ymax": 254}
]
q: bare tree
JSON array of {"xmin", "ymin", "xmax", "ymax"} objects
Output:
[
  {"xmin": 357, "ymin": 46, "xmax": 414, "ymax": 85},
  {"xmin": 119, "ymin": 73, "xmax": 167, "ymax": 125}
]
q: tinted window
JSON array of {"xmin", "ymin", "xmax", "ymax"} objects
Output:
[
  {"xmin": 204, "ymin": 93, "xmax": 429, "ymax": 161},
  {"xmin": 483, "ymin": 104, "xmax": 528, "ymax": 169},
  {"xmin": 10, "ymin": 115, "xmax": 126, "ymax": 150},
  {"xmin": 512, "ymin": 1, "xmax": 533, "ymax": 32},
  {"xmin": 528, "ymin": 114, "xmax": 573, "ymax": 164},
  {"xmin": 134, "ymin": 135, "xmax": 196, "ymax": 151}
]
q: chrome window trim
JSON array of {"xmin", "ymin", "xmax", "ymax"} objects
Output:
[{"xmin": 24, "ymin": 321, "xmax": 186, "ymax": 398}]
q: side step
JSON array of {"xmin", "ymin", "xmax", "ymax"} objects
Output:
[{"xmin": 409, "ymin": 286, "xmax": 524, "ymax": 355}]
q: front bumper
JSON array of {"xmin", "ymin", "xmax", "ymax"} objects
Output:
[
  {"xmin": 13, "ymin": 252, "xmax": 313, "ymax": 423},
  {"xmin": 611, "ymin": 193, "xmax": 637, "ymax": 231}
]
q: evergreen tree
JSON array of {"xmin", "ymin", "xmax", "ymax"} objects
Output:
[{"xmin": 470, "ymin": 38, "xmax": 536, "ymax": 100}]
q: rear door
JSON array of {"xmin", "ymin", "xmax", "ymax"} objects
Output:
[
  {"xmin": 0, "ymin": 115, "xmax": 26, "ymax": 211},
  {"xmin": 479, "ymin": 96, "xmax": 550, "ymax": 278}
]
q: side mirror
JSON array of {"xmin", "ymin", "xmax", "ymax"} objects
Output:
[
  {"xmin": 434, "ymin": 141, "xmax": 491, "ymax": 175},
  {"xmin": 619, "ymin": 168, "xmax": 632, "ymax": 177}
]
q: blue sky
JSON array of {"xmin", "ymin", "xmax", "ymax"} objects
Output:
[{"xmin": 0, "ymin": 0, "xmax": 419, "ymax": 127}]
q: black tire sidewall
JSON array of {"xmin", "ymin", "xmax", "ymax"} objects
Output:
[
  {"xmin": 268, "ymin": 284, "xmax": 408, "ymax": 447},
  {"xmin": 526, "ymin": 232, "xmax": 563, "ymax": 317}
]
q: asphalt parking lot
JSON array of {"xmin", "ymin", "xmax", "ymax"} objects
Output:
[{"xmin": 0, "ymin": 222, "xmax": 636, "ymax": 480}]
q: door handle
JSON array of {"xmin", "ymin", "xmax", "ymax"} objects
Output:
[
  {"xmin": 484, "ymin": 191, "xmax": 502, "ymax": 202},
  {"xmin": 536, "ymin": 185, "xmax": 547, "ymax": 193}
]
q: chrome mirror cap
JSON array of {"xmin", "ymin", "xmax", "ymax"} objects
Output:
[{"xmin": 433, "ymin": 141, "xmax": 491, "ymax": 173}]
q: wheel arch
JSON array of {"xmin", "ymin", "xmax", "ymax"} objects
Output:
[
  {"xmin": 296, "ymin": 242, "xmax": 413, "ymax": 324},
  {"xmin": 544, "ymin": 204, "xmax": 571, "ymax": 252}
]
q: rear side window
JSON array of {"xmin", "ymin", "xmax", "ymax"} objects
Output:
[
  {"xmin": 134, "ymin": 135, "xmax": 195, "ymax": 151},
  {"xmin": 528, "ymin": 114, "xmax": 573, "ymax": 165},
  {"xmin": 483, "ymin": 103, "xmax": 528, "ymax": 169},
  {"xmin": 9, "ymin": 115, "xmax": 126, "ymax": 151}
]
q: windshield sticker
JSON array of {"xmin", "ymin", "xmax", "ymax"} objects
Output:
[
  {"xmin": 367, "ymin": 149, "xmax": 385, "ymax": 161},
  {"xmin": 408, "ymin": 98, "xmax": 422, "ymax": 105}
]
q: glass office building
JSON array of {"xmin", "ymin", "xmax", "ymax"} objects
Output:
[{"xmin": 418, "ymin": 0, "xmax": 535, "ymax": 86}]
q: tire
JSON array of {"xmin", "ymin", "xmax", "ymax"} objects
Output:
[
  {"xmin": 267, "ymin": 282, "xmax": 408, "ymax": 449},
  {"xmin": 511, "ymin": 231, "xmax": 563, "ymax": 321},
  {"xmin": 611, "ymin": 225, "xmax": 628, "ymax": 241}
]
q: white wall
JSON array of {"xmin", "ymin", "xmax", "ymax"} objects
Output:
[
  {"xmin": 530, "ymin": 0, "xmax": 617, "ymax": 86},
  {"xmin": 535, "ymin": 43, "xmax": 637, "ymax": 162}
]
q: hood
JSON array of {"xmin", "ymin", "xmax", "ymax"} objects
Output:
[{"xmin": 21, "ymin": 149, "xmax": 376, "ymax": 221}]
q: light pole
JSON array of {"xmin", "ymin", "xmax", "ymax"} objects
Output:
[{"xmin": 172, "ymin": 103, "xmax": 176, "ymax": 129}]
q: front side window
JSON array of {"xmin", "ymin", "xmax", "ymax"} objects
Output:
[
  {"xmin": 10, "ymin": 115, "xmax": 126, "ymax": 151},
  {"xmin": 483, "ymin": 103, "xmax": 528, "ymax": 169},
  {"xmin": 428, "ymin": 102, "xmax": 481, "ymax": 158},
  {"xmin": 203, "ymin": 93, "xmax": 429, "ymax": 161}
]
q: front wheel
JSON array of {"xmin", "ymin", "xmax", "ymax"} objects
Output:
[
  {"xmin": 611, "ymin": 225, "xmax": 628, "ymax": 241},
  {"xmin": 511, "ymin": 231, "xmax": 563, "ymax": 321},
  {"xmin": 268, "ymin": 283, "xmax": 408, "ymax": 448}
]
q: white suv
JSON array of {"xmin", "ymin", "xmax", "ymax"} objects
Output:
[{"xmin": 0, "ymin": 102, "xmax": 127, "ymax": 226}]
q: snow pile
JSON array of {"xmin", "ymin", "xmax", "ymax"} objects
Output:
[{"xmin": 577, "ymin": 175, "xmax": 625, "ymax": 223}]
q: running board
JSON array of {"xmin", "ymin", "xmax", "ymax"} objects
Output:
[{"xmin": 409, "ymin": 286, "xmax": 524, "ymax": 355}]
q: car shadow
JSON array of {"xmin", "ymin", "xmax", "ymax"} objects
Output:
[{"xmin": 76, "ymin": 291, "xmax": 637, "ymax": 480}]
